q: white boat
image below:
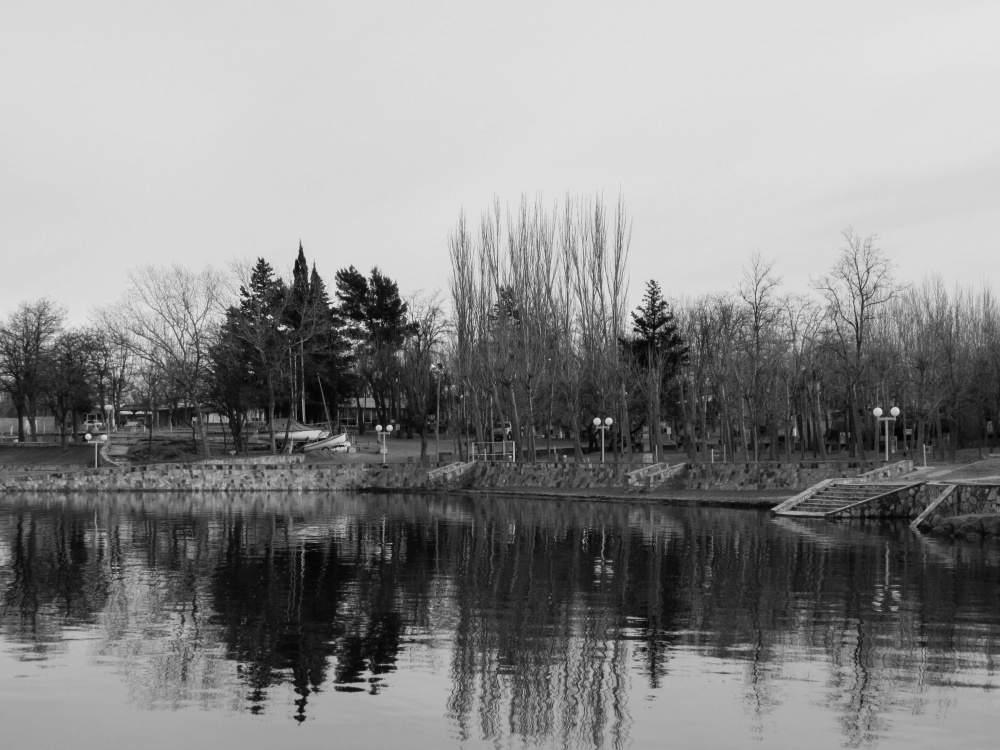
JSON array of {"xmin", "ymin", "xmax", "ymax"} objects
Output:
[
  {"xmin": 301, "ymin": 432, "xmax": 351, "ymax": 453},
  {"xmin": 266, "ymin": 418, "xmax": 328, "ymax": 444}
]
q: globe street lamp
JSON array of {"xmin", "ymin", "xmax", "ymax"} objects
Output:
[
  {"xmin": 593, "ymin": 416, "xmax": 613, "ymax": 463},
  {"xmin": 84, "ymin": 432, "xmax": 108, "ymax": 468},
  {"xmin": 872, "ymin": 406, "xmax": 900, "ymax": 463},
  {"xmin": 375, "ymin": 424, "xmax": 394, "ymax": 466}
]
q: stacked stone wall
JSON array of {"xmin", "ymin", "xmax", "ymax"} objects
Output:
[
  {"xmin": 924, "ymin": 514, "xmax": 1000, "ymax": 540},
  {"xmin": 1, "ymin": 458, "xmax": 911, "ymax": 495},
  {"xmin": 1, "ymin": 463, "xmax": 370, "ymax": 493},
  {"xmin": 682, "ymin": 461, "xmax": 881, "ymax": 491},
  {"xmin": 0, "ymin": 464, "xmax": 97, "ymax": 474},
  {"xmin": 200, "ymin": 455, "xmax": 305, "ymax": 465},
  {"xmin": 916, "ymin": 484, "xmax": 1000, "ymax": 535},
  {"xmin": 827, "ymin": 484, "xmax": 932, "ymax": 520},
  {"xmin": 854, "ymin": 461, "xmax": 915, "ymax": 481}
]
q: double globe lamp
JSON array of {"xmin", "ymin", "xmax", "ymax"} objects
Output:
[
  {"xmin": 592, "ymin": 416, "xmax": 613, "ymax": 463},
  {"xmin": 375, "ymin": 423, "xmax": 394, "ymax": 466},
  {"xmin": 872, "ymin": 406, "xmax": 900, "ymax": 462}
]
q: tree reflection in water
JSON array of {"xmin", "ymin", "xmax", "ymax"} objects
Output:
[{"xmin": 1, "ymin": 493, "xmax": 999, "ymax": 747}]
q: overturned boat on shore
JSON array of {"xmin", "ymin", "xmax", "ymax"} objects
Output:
[
  {"xmin": 264, "ymin": 418, "xmax": 328, "ymax": 446},
  {"xmin": 301, "ymin": 431, "xmax": 351, "ymax": 453}
]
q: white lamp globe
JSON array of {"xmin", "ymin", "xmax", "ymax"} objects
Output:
[
  {"xmin": 375, "ymin": 425, "xmax": 383, "ymax": 433},
  {"xmin": 386, "ymin": 425, "xmax": 394, "ymax": 433},
  {"xmin": 890, "ymin": 406, "xmax": 900, "ymax": 418},
  {"xmin": 593, "ymin": 417, "xmax": 601, "ymax": 427},
  {"xmin": 605, "ymin": 417, "xmax": 614, "ymax": 427},
  {"xmin": 872, "ymin": 407, "xmax": 883, "ymax": 418}
]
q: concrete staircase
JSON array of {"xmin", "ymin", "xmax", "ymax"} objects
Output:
[
  {"xmin": 773, "ymin": 480, "xmax": 919, "ymax": 517},
  {"xmin": 427, "ymin": 460, "xmax": 477, "ymax": 483},
  {"xmin": 626, "ymin": 462, "xmax": 688, "ymax": 488}
]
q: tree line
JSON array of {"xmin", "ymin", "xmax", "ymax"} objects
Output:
[
  {"xmin": 0, "ymin": 243, "xmax": 448, "ymax": 457},
  {"xmin": 2, "ymin": 198, "xmax": 998, "ymax": 462},
  {"xmin": 448, "ymin": 197, "xmax": 1000, "ymax": 463}
]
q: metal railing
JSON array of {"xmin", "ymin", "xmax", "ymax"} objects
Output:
[{"xmin": 472, "ymin": 440, "xmax": 516, "ymax": 462}]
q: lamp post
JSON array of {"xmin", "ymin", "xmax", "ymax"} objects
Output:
[
  {"xmin": 872, "ymin": 406, "xmax": 900, "ymax": 463},
  {"xmin": 84, "ymin": 432, "xmax": 108, "ymax": 468},
  {"xmin": 431, "ymin": 362, "xmax": 443, "ymax": 462},
  {"xmin": 593, "ymin": 416, "xmax": 613, "ymax": 463},
  {"xmin": 375, "ymin": 424, "xmax": 393, "ymax": 466}
]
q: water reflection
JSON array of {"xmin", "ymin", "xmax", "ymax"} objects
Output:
[{"xmin": 1, "ymin": 493, "xmax": 999, "ymax": 748}]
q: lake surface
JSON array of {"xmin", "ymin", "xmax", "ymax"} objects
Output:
[{"xmin": 1, "ymin": 492, "xmax": 998, "ymax": 749}]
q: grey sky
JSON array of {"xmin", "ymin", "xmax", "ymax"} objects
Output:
[{"xmin": 3, "ymin": 1, "xmax": 998, "ymax": 321}]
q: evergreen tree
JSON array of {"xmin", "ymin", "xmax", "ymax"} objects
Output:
[
  {"xmin": 217, "ymin": 258, "xmax": 289, "ymax": 452},
  {"xmin": 625, "ymin": 280, "xmax": 687, "ymax": 460},
  {"xmin": 334, "ymin": 266, "xmax": 415, "ymax": 429}
]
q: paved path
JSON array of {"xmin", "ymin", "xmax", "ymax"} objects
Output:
[{"xmin": 914, "ymin": 456, "xmax": 1000, "ymax": 482}]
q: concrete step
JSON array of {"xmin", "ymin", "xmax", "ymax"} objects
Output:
[{"xmin": 776, "ymin": 481, "xmax": 916, "ymax": 516}]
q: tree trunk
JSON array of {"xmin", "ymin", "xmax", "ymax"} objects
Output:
[
  {"xmin": 506, "ymin": 384, "xmax": 521, "ymax": 463},
  {"xmin": 267, "ymin": 393, "xmax": 277, "ymax": 455},
  {"xmin": 848, "ymin": 387, "xmax": 866, "ymax": 460},
  {"xmin": 525, "ymin": 378, "xmax": 536, "ymax": 463},
  {"xmin": 740, "ymin": 405, "xmax": 749, "ymax": 462},
  {"xmin": 194, "ymin": 402, "xmax": 211, "ymax": 458},
  {"xmin": 814, "ymin": 386, "xmax": 827, "ymax": 460},
  {"xmin": 700, "ymin": 390, "xmax": 709, "ymax": 461},
  {"xmin": 619, "ymin": 382, "xmax": 630, "ymax": 461},
  {"xmin": 679, "ymin": 378, "xmax": 697, "ymax": 462}
]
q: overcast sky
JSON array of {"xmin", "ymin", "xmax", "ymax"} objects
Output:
[{"xmin": 3, "ymin": 1, "xmax": 998, "ymax": 322}]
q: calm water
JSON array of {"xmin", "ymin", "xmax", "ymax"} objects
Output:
[{"xmin": 1, "ymin": 492, "xmax": 998, "ymax": 749}]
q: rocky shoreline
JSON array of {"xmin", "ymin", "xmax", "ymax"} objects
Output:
[{"xmin": 923, "ymin": 513, "xmax": 1000, "ymax": 540}]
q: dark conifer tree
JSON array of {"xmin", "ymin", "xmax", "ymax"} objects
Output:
[
  {"xmin": 624, "ymin": 280, "xmax": 687, "ymax": 459},
  {"xmin": 334, "ymin": 266, "xmax": 415, "ymax": 429}
]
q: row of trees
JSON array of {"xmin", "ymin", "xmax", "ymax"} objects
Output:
[
  {"xmin": 674, "ymin": 241, "xmax": 1000, "ymax": 463},
  {"xmin": 3, "ymin": 197, "xmax": 998, "ymax": 462},
  {"xmin": 0, "ymin": 298, "xmax": 133, "ymax": 444},
  {"xmin": 448, "ymin": 196, "xmax": 1000, "ymax": 463},
  {"xmin": 0, "ymin": 244, "xmax": 448, "ymax": 456}
]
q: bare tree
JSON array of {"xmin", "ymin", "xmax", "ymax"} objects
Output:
[
  {"xmin": 733, "ymin": 252, "xmax": 783, "ymax": 461},
  {"xmin": 100, "ymin": 264, "xmax": 225, "ymax": 458},
  {"xmin": 0, "ymin": 299, "xmax": 66, "ymax": 442},
  {"xmin": 782, "ymin": 294, "xmax": 826, "ymax": 459},
  {"xmin": 813, "ymin": 229, "xmax": 901, "ymax": 459},
  {"xmin": 449, "ymin": 194, "xmax": 630, "ymax": 462},
  {"xmin": 399, "ymin": 293, "xmax": 448, "ymax": 460},
  {"xmin": 86, "ymin": 324, "xmax": 134, "ymax": 430},
  {"xmin": 41, "ymin": 329, "xmax": 96, "ymax": 447}
]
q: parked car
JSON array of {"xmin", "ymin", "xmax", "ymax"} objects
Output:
[{"xmin": 492, "ymin": 422, "xmax": 513, "ymax": 441}]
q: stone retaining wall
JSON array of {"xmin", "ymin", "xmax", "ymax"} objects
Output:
[
  {"xmin": 199, "ymin": 454, "xmax": 305, "ymax": 465},
  {"xmin": 923, "ymin": 513, "xmax": 1000, "ymax": 540},
  {"xmin": 915, "ymin": 484, "xmax": 1000, "ymax": 533},
  {"xmin": 681, "ymin": 461, "xmax": 884, "ymax": 491},
  {"xmin": 826, "ymin": 483, "xmax": 933, "ymax": 520},
  {"xmin": 1, "ymin": 463, "xmax": 370, "ymax": 493},
  {"xmin": 0, "ymin": 464, "xmax": 95, "ymax": 473},
  {"xmin": 854, "ymin": 460, "xmax": 915, "ymax": 481},
  {"xmin": 1, "ymin": 457, "xmax": 915, "ymax": 495}
]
